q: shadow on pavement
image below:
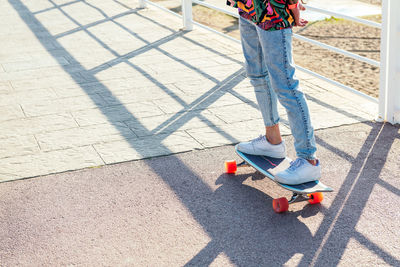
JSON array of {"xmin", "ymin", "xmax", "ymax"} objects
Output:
[{"xmin": 5, "ymin": 0, "xmax": 400, "ymax": 265}]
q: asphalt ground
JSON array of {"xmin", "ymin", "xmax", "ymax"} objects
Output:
[{"xmin": 1, "ymin": 122, "xmax": 399, "ymax": 266}]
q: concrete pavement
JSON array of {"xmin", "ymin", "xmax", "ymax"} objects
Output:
[
  {"xmin": 1, "ymin": 122, "xmax": 399, "ymax": 266},
  {"xmin": 1, "ymin": 0, "xmax": 399, "ymax": 266}
]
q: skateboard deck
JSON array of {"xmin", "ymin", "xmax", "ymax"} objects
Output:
[{"xmin": 224, "ymin": 145, "xmax": 333, "ymax": 213}]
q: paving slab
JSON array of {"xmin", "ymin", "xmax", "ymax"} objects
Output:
[{"xmin": 0, "ymin": 0, "xmax": 378, "ymax": 182}]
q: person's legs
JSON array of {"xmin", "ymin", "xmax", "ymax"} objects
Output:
[
  {"xmin": 257, "ymin": 27, "xmax": 317, "ymax": 160},
  {"xmin": 239, "ymin": 17, "xmax": 281, "ymax": 131},
  {"xmin": 255, "ymin": 27, "xmax": 320, "ymax": 184},
  {"xmin": 237, "ymin": 17, "xmax": 286, "ymax": 158}
]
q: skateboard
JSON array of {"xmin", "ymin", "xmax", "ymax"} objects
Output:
[{"xmin": 224, "ymin": 145, "xmax": 333, "ymax": 213}]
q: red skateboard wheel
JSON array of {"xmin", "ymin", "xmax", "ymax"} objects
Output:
[
  {"xmin": 272, "ymin": 197, "xmax": 289, "ymax": 213},
  {"xmin": 224, "ymin": 160, "xmax": 237, "ymax": 174},
  {"xmin": 308, "ymin": 192, "xmax": 323, "ymax": 204}
]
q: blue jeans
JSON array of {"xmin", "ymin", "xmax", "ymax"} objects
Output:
[{"xmin": 239, "ymin": 17, "xmax": 317, "ymax": 160}]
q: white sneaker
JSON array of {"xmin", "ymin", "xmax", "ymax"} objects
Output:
[
  {"xmin": 275, "ymin": 158, "xmax": 321, "ymax": 185},
  {"xmin": 237, "ymin": 135, "xmax": 286, "ymax": 158}
]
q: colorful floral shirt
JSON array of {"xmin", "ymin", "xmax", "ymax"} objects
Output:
[{"xmin": 226, "ymin": 0, "xmax": 295, "ymax": 31}]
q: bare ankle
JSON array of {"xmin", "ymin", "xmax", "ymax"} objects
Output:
[
  {"xmin": 265, "ymin": 124, "xmax": 282, "ymax": 145},
  {"xmin": 266, "ymin": 136, "xmax": 282, "ymax": 145}
]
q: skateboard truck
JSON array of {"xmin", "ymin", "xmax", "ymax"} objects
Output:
[
  {"xmin": 288, "ymin": 193, "xmax": 311, "ymax": 204},
  {"xmin": 237, "ymin": 161, "xmax": 249, "ymax": 168}
]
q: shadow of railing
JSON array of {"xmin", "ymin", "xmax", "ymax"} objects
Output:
[
  {"xmin": 302, "ymin": 122, "xmax": 400, "ymax": 266},
  {"xmin": 8, "ymin": 0, "xmax": 400, "ymax": 265}
]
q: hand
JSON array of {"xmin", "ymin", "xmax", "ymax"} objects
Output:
[{"xmin": 291, "ymin": 2, "xmax": 308, "ymax": 27}]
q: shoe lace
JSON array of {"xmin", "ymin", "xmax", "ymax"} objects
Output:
[{"xmin": 288, "ymin": 158, "xmax": 305, "ymax": 172}]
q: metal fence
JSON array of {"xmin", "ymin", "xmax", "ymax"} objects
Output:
[{"xmin": 138, "ymin": 0, "xmax": 400, "ymax": 124}]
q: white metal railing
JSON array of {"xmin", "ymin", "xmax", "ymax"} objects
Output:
[
  {"xmin": 293, "ymin": 33, "xmax": 380, "ymax": 68},
  {"xmin": 139, "ymin": 0, "xmax": 400, "ymax": 124},
  {"xmin": 187, "ymin": 0, "xmax": 381, "ymax": 104},
  {"xmin": 192, "ymin": 0, "xmax": 238, "ymax": 18},
  {"xmin": 305, "ymin": 6, "xmax": 381, "ymax": 29},
  {"xmin": 191, "ymin": 1, "xmax": 380, "ymax": 69}
]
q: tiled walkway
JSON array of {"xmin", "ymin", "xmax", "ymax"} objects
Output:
[{"xmin": 0, "ymin": 0, "xmax": 377, "ymax": 181}]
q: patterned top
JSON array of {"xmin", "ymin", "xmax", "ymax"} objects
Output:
[{"xmin": 226, "ymin": 0, "xmax": 295, "ymax": 31}]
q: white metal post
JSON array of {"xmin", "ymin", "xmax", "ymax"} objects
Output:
[
  {"xmin": 386, "ymin": 0, "xmax": 400, "ymax": 124},
  {"xmin": 378, "ymin": 0, "xmax": 389, "ymax": 122},
  {"xmin": 139, "ymin": 0, "xmax": 147, "ymax": 8},
  {"xmin": 182, "ymin": 0, "xmax": 193, "ymax": 31},
  {"xmin": 379, "ymin": 0, "xmax": 400, "ymax": 124}
]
